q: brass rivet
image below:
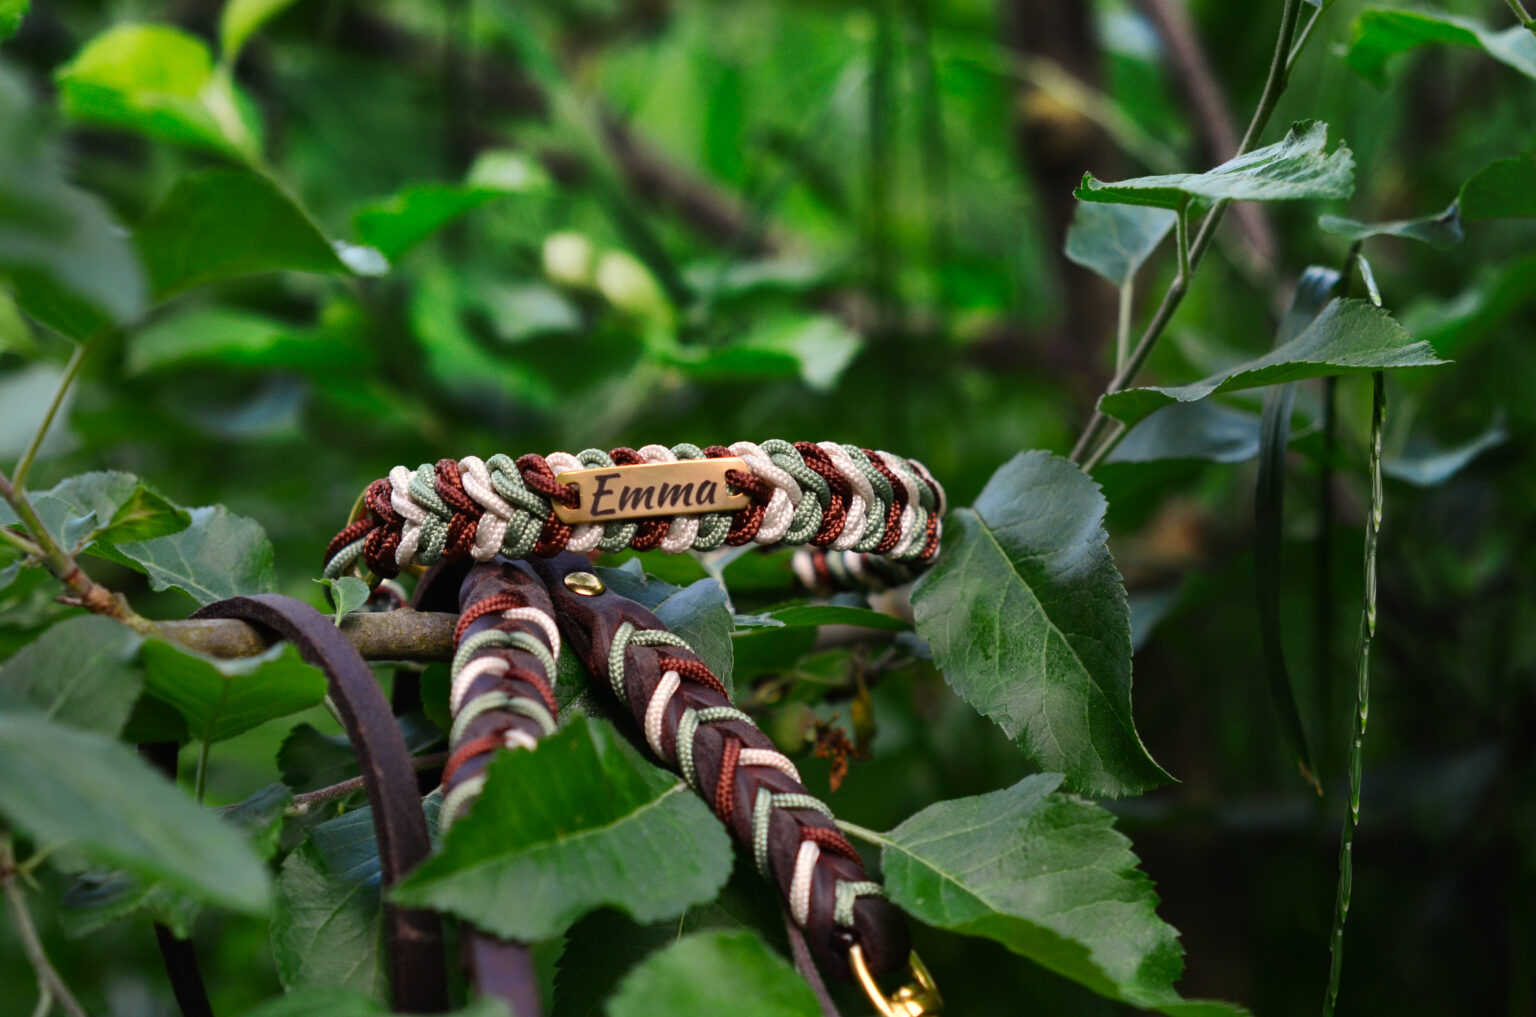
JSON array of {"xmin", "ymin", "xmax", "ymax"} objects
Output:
[{"xmin": 564, "ymin": 571, "xmax": 605, "ymax": 597}]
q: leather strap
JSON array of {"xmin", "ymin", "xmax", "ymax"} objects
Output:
[{"xmin": 191, "ymin": 595, "xmax": 448, "ymax": 1013}]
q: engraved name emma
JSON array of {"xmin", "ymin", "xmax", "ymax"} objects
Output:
[{"xmin": 587, "ymin": 471, "xmax": 725, "ymax": 517}]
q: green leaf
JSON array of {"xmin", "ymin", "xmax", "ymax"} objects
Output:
[
  {"xmin": 319, "ymin": 576, "xmax": 370, "ymax": 626},
  {"xmin": 0, "ymin": 69, "xmax": 146, "ymax": 331},
  {"xmin": 0, "ymin": 711, "xmax": 271, "ymax": 914},
  {"xmin": 104, "ymin": 503, "xmax": 277, "ymax": 606},
  {"xmin": 1459, "ymin": 155, "xmax": 1536, "ymax": 220},
  {"xmin": 1076, "ymin": 121, "xmax": 1354, "ymax": 210},
  {"xmin": 0, "ymin": 472, "xmax": 185, "ymax": 555},
  {"xmin": 99, "ymin": 484, "xmax": 192, "ymax": 543},
  {"xmin": 1064, "ymin": 203, "xmax": 1177, "ymax": 286},
  {"xmin": 1318, "ymin": 203, "xmax": 1463, "ymax": 248},
  {"xmin": 354, "ymin": 156, "xmax": 549, "ymax": 260},
  {"xmin": 556, "ymin": 859, "xmax": 787, "ymax": 1017},
  {"xmin": 355, "ymin": 187, "xmax": 509, "ymax": 261},
  {"xmin": 272, "ymin": 843, "xmax": 387, "ymax": 998},
  {"xmin": 764, "ymin": 603, "xmax": 911, "ymax": 632},
  {"xmin": 60, "ymin": 868, "xmax": 202, "ymax": 939},
  {"xmin": 0, "ymin": 615, "xmax": 143, "ymax": 734},
  {"xmin": 391, "ymin": 715, "xmax": 733, "ymax": 939},
  {"xmin": 1104, "ymin": 402, "xmax": 1262, "ymax": 467},
  {"xmin": 127, "ymin": 306, "xmax": 313, "ymax": 375},
  {"xmin": 278, "ymin": 722, "xmax": 359, "ymax": 792},
  {"xmin": 0, "ymin": 364, "xmax": 73, "ymax": 463},
  {"xmin": 911, "ymin": 451, "xmax": 1170, "ymax": 797},
  {"xmin": 308, "ymin": 793, "xmax": 441, "ymax": 886},
  {"xmin": 1384, "ymin": 416, "xmax": 1507, "ymax": 487},
  {"xmin": 603, "ymin": 932, "xmax": 820, "ymax": 1017},
  {"xmin": 1345, "ymin": 9, "xmax": 1536, "ymax": 84},
  {"xmin": 669, "ymin": 315, "xmax": 864, "ymax": 393},
  {"xmin": 1100, "ymin": 299, "xmax": 1445, "ymax": 429},
  {"xmin": 0, "ymin": 0, "xmax": 27, "ymax": 41},
  {"xmin": 136, "ymin": 170, "xmax": 351, "ymax": 299},
  {"xmin": 61, "ymin": 783, "xmax": 290, "ymax": 938},
  {"xmin": 55, "ymin": 24, "xmax": 263, "ymax": 162},
  {"xmin": 873, "ymin": 774, "xmax": 1247, "ymax": 1016},
  {"xmin": 141, "ymin": 639, "xmax": 327, "ymax": 743},
  {"xmin": 1255, "ymin": 267, "xmax": 1339, "ymax": 795},
  {"xmin": 220, "ymin": 0, "xmax": 300, "ymax": 62}
]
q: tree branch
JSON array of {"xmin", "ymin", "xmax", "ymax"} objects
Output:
[{"xmin": 152, "ymin": 610, "xmax": 458, "ymax": 661}]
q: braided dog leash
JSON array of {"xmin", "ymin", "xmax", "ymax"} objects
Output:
[
  {"xmin": 322, "ymin": 440, "xmax": 944, "ymax": 581},
  {"xmin": 437, "ymin": 562, "xmax": 566, "ymax": 1017},
  {"xmin": 526, "ymin": 552, "xmax": 939, "ymax": 1014}
]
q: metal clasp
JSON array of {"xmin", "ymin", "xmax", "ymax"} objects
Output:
[{"xmin": 849, "ymin": 946, "xmax": 943, "ymax": 1016}]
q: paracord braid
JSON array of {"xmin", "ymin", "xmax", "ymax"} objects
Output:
[
  {"xmin": 439, "ymin": 566, "xmax": 563, "ymax": 833},
  {"xmin": 594, "ymin": 599, "xmax": 895, "ymax": 973},
  {"xmin": 322, "ymin": 441, "xmax": 944, "ymax": 580}
]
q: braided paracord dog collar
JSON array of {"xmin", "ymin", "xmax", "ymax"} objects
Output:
[{"xmin": 322, "ymin": 441, "xmax": 945, "ymax": 580}]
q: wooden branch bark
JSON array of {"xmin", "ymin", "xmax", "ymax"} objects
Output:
[{"xmin": 150, "ymin": 610, "xmax": 457, "ymax": 661}]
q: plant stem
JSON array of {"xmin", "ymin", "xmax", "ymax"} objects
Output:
[
  {"xmin": 1081, "ymin": 421, "xmax": 1125, "ymax": 473},
  {"xmin": 1071, "ymin": 0, "xmax": 1304, "ymax": 466},
  {"xmin": 1322, "ymin": 371, "xmax": 1385, "ymax": 1017},
  {"xmin": 1505, "ymin": 0, "xmax": 1536, "ymax": 29},
  {"xmin": 0, "ymin": 524, "xmax": 41, "ymax": 557},
  {"xmin": 194, "ymin": 739, "xmax": 212, "ymax": 804},
  {"xmin": 1175, "ymin": 200, "xmax": 1192, "ymax": 283},
  {"xmin": 1287, "ymin": 1, "xmax": 1331, "ymax": 70},
  {"xmin": 836, "ymin": 819, "xmax": 893, "ymax": 848},
  {"xmin": 1115, "ymin": 281, "xmax": 1134, "ymax": 372},
  {"xmin": 0, "ymin": 471, "xmax": 153, "ymax": 633},
  {"xmin": 287, "ymin": 752, "xmax": 449, "ymax": 813},
  {"xmin": 12, "ymin": 331, "xmax": 104, "ymax": 491},
  {"xmin": 2, "ymin": 839, "xmax": 91, "ymax": 1017},
  {"xmin": 1313, "ymin": 375, "xmax": 1338, "ymax": 777}
]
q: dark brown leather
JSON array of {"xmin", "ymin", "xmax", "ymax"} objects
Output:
[
  {"xmin": 524, "ymin": 553, "xmax": 910, "ymax": 982},
  {"xmin": 191, "ymin": 595, "xmax": 448, "ymax": 1013}
]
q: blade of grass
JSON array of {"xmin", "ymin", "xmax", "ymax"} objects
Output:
[{"xmin": 1322, "ymin": 369, "xmax": 1384, "ymax": 1016}]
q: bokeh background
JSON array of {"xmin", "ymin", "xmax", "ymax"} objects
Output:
[{"xmin": 2, "ymin": 0, "xmax": 1534, "ymax": 1014}]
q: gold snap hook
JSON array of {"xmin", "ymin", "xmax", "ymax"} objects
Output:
[{"xmin": 850, "ymin": 945, "xmax": 943, "ymax": 1017}]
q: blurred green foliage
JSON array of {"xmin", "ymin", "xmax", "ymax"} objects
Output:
[{"xmin": 1, "ymin": 0, "xmax": 1535, "ymax": 1015}]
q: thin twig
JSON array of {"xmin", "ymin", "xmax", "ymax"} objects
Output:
[
  {"xmin": 287, "ymin": 751, "xmax": 450, "ymax": 813},
  {"xmin": 0, "ymin": 525, "xmax": 41, "ymax": 557},
  {"xmin": 1322, "ymin": 371, "xmax": 1384, "ymax": 1016},
  {"xmin": 1070, "ymin": 0, "xmax": 1305, "ymax": 466},
  {"xmin": 1135, "ymin": 0, "xmax": 1277, "ymax": 271},
  {"xmin": 11, "ymin": 330, "xmax": 104, "ymax": 491},
  {"xmin": 1504, "ymin": 0, "xmax": 1535, "ymax": 29},
  {"xmin": 2, "ymin": 839, "xmax": 91, "ymax": 1017},
  {"xmin": 1115, "ymin": 281, "xmax": 1134, "ymax": 371},
  {"xmin": 1080, "ymin": 420, "xmax": 1125, "ymax": 473}
]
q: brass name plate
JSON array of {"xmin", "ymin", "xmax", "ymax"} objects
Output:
[{"xmin": 550, "ymin": 457, "xmax": 750, "ymax": 524}]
